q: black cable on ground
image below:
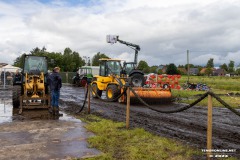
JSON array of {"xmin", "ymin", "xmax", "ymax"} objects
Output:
[{"xmin": 75, "ymin": 85, "xmax": 89, "ymax": 114}]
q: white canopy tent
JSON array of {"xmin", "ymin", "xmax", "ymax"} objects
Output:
[
  {"xmin": 0, "ymin": 64, "xmax": 21, "ymax": 73},
  {"xmin": 0, "ymin": 64, "xmax": 21, "ymax": 88}
]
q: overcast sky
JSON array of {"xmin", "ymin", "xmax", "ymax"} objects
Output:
[{"xmin": 1, "ymin": 0, "xmax": 240, "ymax": 66}]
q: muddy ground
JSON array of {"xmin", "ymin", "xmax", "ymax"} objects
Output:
[
  {"xmin": 60, "ymin": 85, "xmax": 240, "ymax": 158},
  {"xmin": 0, "ymin": 85, "xmax": 239, "ymax": 159},
  {"xmin": 0, "ymin": 86, "xmax": 100, "ymax": 160}
]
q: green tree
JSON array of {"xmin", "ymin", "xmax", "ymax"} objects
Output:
[
  {"xmin": 157, "ymin": 69, "xmax": 162, "ymax": 74},
  {"xmin": 13, "ymin": 53, "xmax": 26, "ymax": 67},
  {"xmin": 149, "ymin": 66, "xmax": 158, "ymax": 73},
  {"xmin": 137, "ymin": 60, "xmax": 149, "ymax": 70},
  {"xmin": 235, "ymin": 68, "xmax": 240, "ymax": 75},
  {"xmin": 92, "ymin": 52, "xmax": 109, "ymax": 66},
  {"xmin": 220, "ymin": 63, "xmax": 228, "ymax": 72},
  {"xmin": 205, "ymin": 67, "xmax": 212, "ymax": 76},
  {"xmin": 13, "ymin": 47, "xmax": 85, "ymax": 72},
  {"xmin": 228, "ymin": 60, "xmax": 235, "ymax": 73},
  {"xmin": 143, "ymin": 67, "xmax": 150, "ymax": 73},
  {"xmin": 166, "ymin": 63, "xmax": 179, "ymax": 74},
  {"xmin": 62, "ymin": 48, "xmax": 73, "ymax": 71},
  {"xmin": 206, "ymin": 58, "xmax": 214, "ymax": 68},
  {"xmin": 184, "ymin": 64, "xmax": 194, "ymax": 70},
  {"xmin": 178, "ymin": 65, "xmax": 184, "ymax": 68},
  {"xmin": 30, "ymin": 47, "xmax": 47, "ymax": 56}
]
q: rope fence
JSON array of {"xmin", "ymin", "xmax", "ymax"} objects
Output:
[{"xmin": 76, "ymin": 83, "xmax": 240, "ymax": 160}]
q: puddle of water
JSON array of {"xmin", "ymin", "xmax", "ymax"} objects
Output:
[
  {"xmin": 60, "ymin": 112, "xmax": 82, "ymax": 123},
  {"xmin": 0, "ymin": 98, "xmax": 81, "ymax": 124},
  {"xmin": 0, "ymin": 101, "xmax": 12, "ymax": 123}
]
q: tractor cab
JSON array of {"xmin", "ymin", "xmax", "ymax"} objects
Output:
[
  {"xmin": 123, "ymin": 62, "xmax": 136, "ymax": 75},
  {"xmin": 99, "ymin": 58, "xmax": 122, "ymax": 76},
  {"xmin": 23, "ymin": 56, "xmax": 48, "ymax": 75},
  {"xmin": 79, "ymin": 67, "xmax": 92, "ymax": 77}
]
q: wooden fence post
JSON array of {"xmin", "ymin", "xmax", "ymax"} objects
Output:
[
  {"xmin": 126, "ymin": 87, "xmax": 130, "ymax": 129},
  {"xmin": 207, "ymin": 94, "xmax": 213, "ymax": 160}
]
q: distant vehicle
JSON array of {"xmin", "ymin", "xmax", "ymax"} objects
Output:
[
  {"xmin": 72, "ymin": 66, "xmax": 100, "ymax": 87},
  {"xmin": 78, "ymin": 66, "xmax": 99, "ymax": 76}
]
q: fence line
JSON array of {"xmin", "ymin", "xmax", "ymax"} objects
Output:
[
  {"xmin": 86, "ymin": 84, "xmax": 240, "ymax": 159},
  {"xmin": 59, "ymin": 72, "xmax": 75, "ymax": 84}
]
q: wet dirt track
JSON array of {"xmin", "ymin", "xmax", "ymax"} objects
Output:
[
  {"xmin": 60, "ymin": 85, "xmax": 240, "ymax": 158},
  {"xmin": 0, "ymin": 87, "xmax": 101, "ymax": 160}
]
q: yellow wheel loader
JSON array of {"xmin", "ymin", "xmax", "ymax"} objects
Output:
[
  {"xmin": 92, "ymin": 36, "xmax": 172, "ymax": 104},
  {"xmin": 91, "ymin": 58, "xmax": 172, "ymax": 103},
  {"xmin": 91, "ymin": 59, "xmax": 124, "ymax": 101},
  {"xmin": 12, "ymin": 55, "xmax": 51, "ymax": 114}
]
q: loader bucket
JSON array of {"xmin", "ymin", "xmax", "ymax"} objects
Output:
[{"xmin": 129, "ymin": 87, "xmax": 172, "ymax": 104}]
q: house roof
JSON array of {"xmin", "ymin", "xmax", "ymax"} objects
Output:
[
  {"xmin": 157, "ymin": 65, "xmax": 166, "ymax": 70},
  {"xmin": 178, "ymin": 68, "xmax": 187, "ymax": 74},
  {"xmin": 189, "ymin": 68, "xmax": 199, "ymax": 74},
  {"xmin": 213, "ymin": 68, "xmax": 226, "ymax": 74},
  {"xmin": 0, "ymin": 63, "xmax": 8, "ymax": 68}
]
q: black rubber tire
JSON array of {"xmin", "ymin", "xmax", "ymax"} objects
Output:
[
  {"xmin": 92, "ymin": 83, "xmax": 102, "ymax": 98},
  {"xmin": 12, "ymin": 85, "xmax": 21, "ymax": 108},
  {"xmin": 106, "ymin": 85, "xmax": 120, "ymax": 102},
  {"xmin": 80, "ymin": 78, "xmax": 87, "ymax": 87},
  {"xmin": 73, "ymin": 79, "xmax": 76, "ymax": 85},
  {"xmin": 130, "ymin": 73, "xmax": 145, "ymax": 87}
]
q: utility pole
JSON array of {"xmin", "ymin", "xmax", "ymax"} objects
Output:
[{"xmin": 187, "ymin": 50, "xmax": 189, "ymax": 83}]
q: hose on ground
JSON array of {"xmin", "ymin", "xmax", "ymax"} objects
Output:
[{"xmin": 75, "ymin": 84, "xmax": 88, "ymax": 114}]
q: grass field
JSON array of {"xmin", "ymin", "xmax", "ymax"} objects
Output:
[
  {"xmin": 173, "ymin": 75, "xmax": 240, "ymax": 109},
  {"xmin": 179, "ymin": 75, "xmax": 240, "ymax": 91},
  {"xmin": 79, "ymin": 115, "xmax": 201, "ymax": 160},
  {"xmin": 77, "ymin": 115, "xmax": 237, "ymax": 160}
]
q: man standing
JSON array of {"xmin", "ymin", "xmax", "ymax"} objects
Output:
[
  {"xmin": 48, "ymin": 67, "xmax": 62, "ymax": 115},
  {"xmin": 13, "ymin": 69, "xmax": 22, "ymax": 84}
]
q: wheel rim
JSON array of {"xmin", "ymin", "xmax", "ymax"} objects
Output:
[
  {"xmin": 107, "ymin": 88, "xmax": 113, "ymax": 98},
  {"xmin": 132, "ymin": 78, "xmax": 142, "ymax": 87},
  {"xmin": 81, "ymin": 79, "xmax": 87, "ymax": 86},
  {"xmin": 92, "ymin": 85, "xmax": 96, "ymax": 96}
]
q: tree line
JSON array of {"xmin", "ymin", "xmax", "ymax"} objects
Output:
[
  {"xmin": 13, "ymin": 48, "xmax": 239, "ymax": 75},
  {"xmin": 13, "ymin": 47, "xmax": 109, "ymax": 72},
  {"xmin": 138, "ymin": 58, "xmax": 240, "ymax": 75}
]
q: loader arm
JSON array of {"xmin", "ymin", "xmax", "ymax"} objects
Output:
[{"xmin": 116, "ymin": 37, "xmax": 140, "ymax": 65}]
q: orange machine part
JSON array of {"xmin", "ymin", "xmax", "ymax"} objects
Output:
[{"xmin": 129, "ymin": 87, "xmax": 172, "ymax": 104}]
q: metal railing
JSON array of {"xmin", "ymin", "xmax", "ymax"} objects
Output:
[{"xmin": 59, "ymin": 72, "xmax": 75, "ymax": 84}]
